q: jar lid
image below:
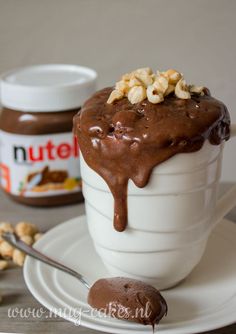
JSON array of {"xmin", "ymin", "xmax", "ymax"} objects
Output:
[{"xmin": 0, "ymin": 64, "xmax": 97, "ymax": 112}]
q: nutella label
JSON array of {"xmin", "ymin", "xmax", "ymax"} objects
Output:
[{"xmin": 0, "ymin": 130, "xmax": 81, "ymax": 197}]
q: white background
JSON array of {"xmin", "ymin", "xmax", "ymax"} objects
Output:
[{"xmin": 0, "ymin": 0, "xmax": 235, "ymax": 182}]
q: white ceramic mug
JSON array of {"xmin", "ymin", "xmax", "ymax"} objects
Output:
[{"xmin": 81, "ymin": 125, "xmax": 236, "ymax": 290}]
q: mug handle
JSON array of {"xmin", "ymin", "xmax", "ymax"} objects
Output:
[{"xmin": 213, "ymin": 123, "xmax": 236, "ymax": 227}]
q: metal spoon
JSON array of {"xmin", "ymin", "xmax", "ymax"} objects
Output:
[
  {"xmin": 2, "ymin": 232, "xmax": 168, "ymax": 327},
  {"xmin": 2, "ymin": 232, "xmax": 90, "ymax": 289}
]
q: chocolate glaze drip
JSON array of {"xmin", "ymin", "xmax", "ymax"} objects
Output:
[
  {"xmin": 73, "ymin": 87, "xmax": 230, "ymax": 232},
  {"xmin": 88, "ymin": 277, "xmax": 167, "ymax": 327}
]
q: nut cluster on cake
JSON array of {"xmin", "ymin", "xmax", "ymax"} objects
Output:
[{"xmin": 107, "ymin": 68, "xmax": 204, "ymax": 105}]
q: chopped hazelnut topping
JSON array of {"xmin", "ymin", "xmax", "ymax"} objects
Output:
[{"xmin": 107, "ymin": 67, "xmax": 204, "ymax": 104}]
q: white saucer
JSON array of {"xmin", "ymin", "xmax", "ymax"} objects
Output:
[{"xmin": 24, "ymin": 216, "xmax": 236, "ymax": 334}]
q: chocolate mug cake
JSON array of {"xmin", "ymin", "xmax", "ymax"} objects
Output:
[
  {"xmin": 73, "ymin": 68, "xmax": 230, "ymax": 232},
  {"xmin": 73, "ymin": 67, "xmax": 232, "ymax": 325}
]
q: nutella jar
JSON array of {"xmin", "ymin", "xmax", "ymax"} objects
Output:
[{"xmin": 0, "ymin": 64, "xmax": 97, "ymax": 206}]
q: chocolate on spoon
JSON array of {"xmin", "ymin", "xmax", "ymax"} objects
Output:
[
  {"xmin": 88, "ymin": 277, "xmax": 167, "ymax": 328},
  {"xmin": 2, "ymin": 232, "xmax": 167, "ymax": 328}
]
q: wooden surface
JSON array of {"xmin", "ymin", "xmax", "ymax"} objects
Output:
[{"xmin": 0, "ymin": 188, "xmax": 235, "ymax": 334}]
